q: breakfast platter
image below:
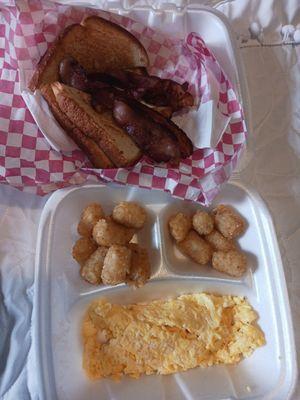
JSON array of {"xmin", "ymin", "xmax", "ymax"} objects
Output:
[
  {"xmin": 34, "ymin": 182, "xmax": 296, "ymax": 400},
  {"xmin": 5, "ymin": 0, "xmax": 292, "ymax": 399}
]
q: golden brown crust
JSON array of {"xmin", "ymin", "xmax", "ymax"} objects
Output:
[
  {"xmin": 77, "ymin": 203, "xmax": 105, "ymax": 237},
  {"xmin": 30, "ymin": 16, "xmax": 149, "ymax": 168},
  {"xmin": 72, "ymin": 237, "xmax": 98, "ymax": 266},
  {"xmin": 40, "ymin": 83, "xmax": 75, "ymax": 131},
  {"xmin": 29, "ymin": 24, "xmax": 81, "ymax": 91},
  {"xmin": 168, "ymin": 212, "xmax": 192, "ymax": 242},
  {"xmin": 177, "ymin": 230, "xmax": 213, "ymax": 265},
  {"xmin": 213, "ymin": 205, "xmax": 246, "ymax": 239},
  {"xmin": 40, "ymin": 83, "xmax": 115, "ymax": 168},
  {"xmin": 52, "ymin": 82, "xmax": 142, "ymax": 167},
  {"xmin": 126, "ymin": 243, "xmax": 151, "ymax": 287},
  {"xmin": 212, "ymin": 250, "xmax": 247, "ymax": 277},
  {"xmin": 82, "ymin": 16, "xmax": 149, "ymax": 67},
  {"xmin": 112, "ymin": 201, "xmax": 147, "ymax": 229},
  {"xmin": 29, "ymin": 38, "xmax": 61, "ymax": 92},
  {"xmin": 29, "ymin": 17, "xmax": 149, "ymax": 92},
  {"xmin": 71, "ymin": 129, "xmax": 115, "ymax": 169}
]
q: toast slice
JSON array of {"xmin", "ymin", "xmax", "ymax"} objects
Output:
[
  {"xmin": 29, "ymin": 16, "xmax": 149, "ymax": 91},
  {"xmin": 40, "ymin": 84, "xmax": 114, "ymax": 168},
  {"xmin": 51, "ymin": 82, "xmax": 142, "ymax": 167}
]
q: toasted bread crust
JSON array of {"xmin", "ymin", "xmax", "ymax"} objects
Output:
[
  {"xmin": 82, "ymin": 16, "xmax": 148, "ymax": 66},
  {"xmin": 40, "ymin": 84, "xmax": 114, "ymax": 168},
  {"xmin": 30, "ymin": 16, "xmax": 148, "ymax": 168},
  {"xmin": 29, "ymin": 37, "xmax": 62, "ymax": 92},
  {"xmin": 29, "ymin": 17, "xmax": 149, "ymax": 91},
  {"xmin": 52, "ymin": 83, "xmax": 141, "ymax": 167},
  {"xmin": 70, "ymin": 128, "xmax": 115, "ymax": 169},
  {"xmin": 29, "ymin": 24, "xmax": 81, "ymax": 92}
]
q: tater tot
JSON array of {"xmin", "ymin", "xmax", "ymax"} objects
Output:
[
  {"xmin": 205, "ymin": 230, "xmax": 236, "ymax": 252},
  {"xmin": 177, "ymin": 230, "xmax": 213, "ymax": 265},
  {"xmin": 112, "ymin": 201, "xmax": 147, "ymax": 229},
  {"xmin": 92, "ymin": 217, "xmax": 134, "ymax": 247},
  {"xmin": 77, "ymin": 203, "xmax": 104, "ymax": 237},
  {"xmin": 127, "ymin": 243, "xmax": 151, "ymax": 287},
  {"xmin": 212, "ymin": 250, "xmax": 247, "ymax": 277},
  {"xmin": 169, "ymin": 213, "xmax": 192, "ymax": 242},
  {"xmin": 72, "ymin": 237, "xmax": 97, "ymax": 266},
  {"xmin": 80, "ymin": 247, "xmax": 108, "ymax": 285},
  {"xmin": 213, "ymin": 205, "xmax": 246, "ymax": 239},
  {"xmin": 101, "ymin": 245, "xmax": 132, "ymax": 285},
  {"xmin": 192, "ymin": 210, "xmax": 214, "ymax": 235}
]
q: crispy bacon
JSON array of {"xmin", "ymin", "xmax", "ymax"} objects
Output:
[
  {"xmin": 88, "ymin": 70, "xmax": 194, "ymax": 112},
  {"xmin": 127, "ymin": 73, "xmax": 194, "ymax": 111},
  {"xmin": 128, "ymin": 97, "xmax": 193, "ymax": 159},
  {"xmin": 60, "ymin": 58, "xmax": 194, "ymax": 113},
  {"xmin": 90, "ymin": 88, "xmax": 193, "ymax": 160},
  {"xmin": 59, "ymin": 57, "xmax": 89, "ymax": 92},
  {"xmin": 58, "ymin": 57, "xmax": 194, "ymax": 163}
]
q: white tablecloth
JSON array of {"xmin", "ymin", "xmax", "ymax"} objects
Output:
[{"xmin": 0, "ymin": 0, "xmax": 299, "ymax": 398}]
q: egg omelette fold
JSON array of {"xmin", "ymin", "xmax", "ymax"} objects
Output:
[{"xmin": 82, "ymin": 293, "xmax": 265, "ymax": 380}]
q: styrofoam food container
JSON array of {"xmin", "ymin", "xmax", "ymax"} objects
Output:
[
  {"xmin": 34, "ymin": 181, "xmax": 297, "ymax": 400},
  {"xmin": 32, "ymin": 3, "xmax": 296, "ymax": 398}
]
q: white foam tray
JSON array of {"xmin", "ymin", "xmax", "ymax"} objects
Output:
[
  {"xmin": 32, "ymin": 3, "xmax": 296, "ymax": 399},
  {"xmin": 34, "ymin": 181, "xmax": 297, "ymax": 400}
]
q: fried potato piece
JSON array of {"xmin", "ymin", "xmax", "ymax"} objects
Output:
[
  {"xmin": 212, "ymin": 250, "xmax": 247, "ymax": 277},
  {"xmin": 80, "ymin": 247, "xmax": 108, "ymax": 285},
  {"xmin": 169, "ymin": 212, "xmax": 192, "ymax": 242},
  {"xmin": 101, "ymin": 245, "xmax": 132, "ymax": 285},
  {"xmin": 205, "ymin": 230, "xmax": 236, "ymax": 252},
  {"xmin": 192, "ymin": 210, "xmax": 214, "ymax": 235},
  {"xmin": 127, "ymin": 243, "xmax": 151, "ymax": 287},
  {"xmin": 177, "ymin": 230, "xmax": 213, "ymax": 265},
  {"xmin": 213, "ymin": 205, "xmax": 246, "ymax": 239},
  {"xmin": 78, "ymin": 203, "xmax": 104, "ymax": 237},
  {"xmin": 72, "ymin": 237, "xmax": 97, "ymax": 266},
  {"xmin": 112, "ymin": 201, "xmax": 147, "ymax": 229},
  {"xmin": 92, "ymin": 217, "xmax": 134, "ymax": 247}
]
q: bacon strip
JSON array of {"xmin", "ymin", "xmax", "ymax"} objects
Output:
[
  {"xmin": 88, "ymin": 70, "xmax": 194, "ymax": 112},
  {"xmin": 58, "ymin": 57, "xmax": 194, "ymax": 163},
  {"xmin": 90, "ymin": 88, "xmax": 193, "ymax": 160}
]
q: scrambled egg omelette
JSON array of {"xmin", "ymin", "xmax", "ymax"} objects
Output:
[{"xmin": 82, "ymin": 293, "xmax": 265, "ymax": 380}]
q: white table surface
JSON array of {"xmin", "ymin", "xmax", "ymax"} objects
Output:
[{"xmin": 0, "ymin": 0, "xmax": 299, "ymax": 398}]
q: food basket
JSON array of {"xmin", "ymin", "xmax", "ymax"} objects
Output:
[{"xmin": 2, "ymin": 0, "xmax": 250, "ymax": 204}]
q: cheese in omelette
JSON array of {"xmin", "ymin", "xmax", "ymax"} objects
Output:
[{"xmin": 82, "ymin": 293, "xmax": 265, "ymax": 380}]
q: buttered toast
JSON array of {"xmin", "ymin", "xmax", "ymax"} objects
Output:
[
  {"xmin": 30, "ymin": 15, "xmax": 193, "ymax": 167},
  {"xmin": 40, "ymin": 84, "xmax": 114, "ymax": 168},
  {"xmin": 29, "ymin": 16, "xmax": 149, "ymax": 91},
  {"xmin": 51, "ymin": 82, "xmax": 141, "ymax": 167}
]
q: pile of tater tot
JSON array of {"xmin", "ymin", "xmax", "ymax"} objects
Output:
[
  {"xmin": 169, "ymin": 204, "xmax": 247, "ymax": 277},
  {"xmin": 72, "ymin": 201, "xmax": 151, "ymax": 287}
]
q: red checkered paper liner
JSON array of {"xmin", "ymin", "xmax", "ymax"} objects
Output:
[{"xmin": 0, "ymin": 0, "xmax": 247, "ymax": 205}]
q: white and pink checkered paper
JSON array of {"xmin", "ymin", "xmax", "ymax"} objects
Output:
[{"xmin": 0, "ymin": 0, "xmax": 247, "ymax": 205}]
